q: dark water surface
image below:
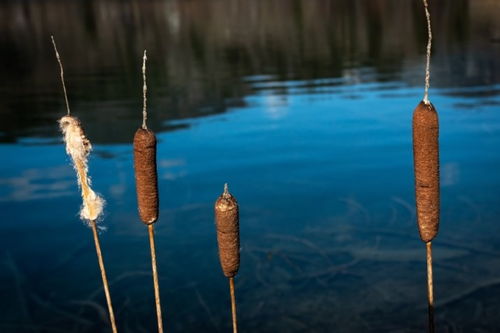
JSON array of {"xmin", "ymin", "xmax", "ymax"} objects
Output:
[{"xmin": 1, "ymin": 1, "xmax": 500, "ymax": 332}]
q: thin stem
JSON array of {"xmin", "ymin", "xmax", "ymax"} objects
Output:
[
  {"xmin": 422, "ymin": 0, "xmax": 432, "ymax": 104},
  {"xmin": 90, "ymin": 220, "xmax": 118, "ymax": 333},
  {"xmin": 148, "ymin": 224, "xmax": 164, "ymax": 333},
  {"xmin": 50, "ymin": 36, "xmax": 71, "ymax": 115},
  {"xmin": 142, "ymin": 50, "xmax": 148, "ymax": 130},
  {"xmin": 229, "ymin": 277, "xmax": 238, "ymax": 333},
  {"xmin": 426, "ymin": 241, "xmax": 435, "ymax": 333}
]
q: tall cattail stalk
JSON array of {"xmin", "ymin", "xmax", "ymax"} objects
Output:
[
  {"xmin": 133, "ymin": 50, "xmax": 164, "ymax": 333},
  {"xmin": 52, "ymin": 36, "xmax": 118, "ymax": 333},
  {"xmin": 214, "ymin": 184, "xmax": 240, "ymax": 333},
  {"xmin": 413, "ymin": 1, "xmax": 439, "ymax": 332}
]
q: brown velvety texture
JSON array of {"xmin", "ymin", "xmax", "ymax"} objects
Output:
[
  {"xmin": 133, "ymin": 128, "xmax": 159, "ymax": 224},
  {"xmin": 215, "ymin": 189, "xmax": 240, "ymax": 278},
  {"xmin": 412, "ymin": 101, "xmax": 440, "ymax": 243}
]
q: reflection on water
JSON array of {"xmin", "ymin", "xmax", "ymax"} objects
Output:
[
  {"xmin": 0, "ymin": 0, "xmax": 500, "ymax": 332},
  {"xmin": 1, "ymin": 0, "xmax": 499, "ymax": 143}
]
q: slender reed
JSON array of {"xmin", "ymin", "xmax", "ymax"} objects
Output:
[
  {"xmin": 229, "ymin": 277, "xmax": 237, "ymax": 333},
  {"xmin": 423, "ymin": 0, "xmax": 432, "ymax": 105},
  {"xmin": 52, "ymin": 36, "xmax": 118, "ymax": 333},
  {"xmin": 133, "ymin": 50, "xmax": 164, "ymax": 333},
  {"xmin": 90, "ymin": 220, "xmax": 118, "ymax": 333},
  {"xmin": 214, "ymin": 184, "xmax": 240, "ymax": 333},
  {"xmin": 426, "ymin": 241, "xmax": 434, "ymax": 332},
  {"xmin": 412, "ymin": 2, "xmax": 439, "ymax": 332},
  {"xmin": 51, "ymin": 36, "xmax": 70, "ymax": 116}
]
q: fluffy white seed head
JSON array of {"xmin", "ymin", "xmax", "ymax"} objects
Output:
[
  {"xmin": 59, "ymin": 116, "xmax": 91, "ymax": 162},
  {"xmin": 59, "ymin": 115, "xmax": 104, "ymax": 224},
  {"xmin": 80, "ymin": 187, "xmax": 105, "ymax": 222}
]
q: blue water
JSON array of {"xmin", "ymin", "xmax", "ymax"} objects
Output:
[{"xmin": 2, "ymin": 75, "xmax": 500, "ymax": 332}]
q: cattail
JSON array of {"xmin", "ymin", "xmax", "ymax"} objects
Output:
[
  {"xmin": 52, "ymin": 36, "xmax": 117, "ymax": 333},
  {"xmin": 132, "ymin": 50, "xmax": 164, "ymax": 333},
  {"xmin": 413, "ymin": 101, "xmax": 439, "ymax": 243},
  {"xmin": 412, "ymin": 1, "xmax": 439, "ymax": 332},
  {"xmin": 133, "ymin": 128, "xmax": 159, "ymax": 224},
  {"xmin": 59, "ymin": 115, "xmax": 105, "ymax": 222},
  {"xmin": 215, "ymin": 183, "xmax": 240, "ymax": 277},
  {"xmin": 215, "ymin": 184, "xmax": 240, "ymax": 333}
]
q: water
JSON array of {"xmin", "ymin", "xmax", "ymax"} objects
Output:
[{"xmin": 1, "ymin": 0, "xmax": 500, "ymax": 332}]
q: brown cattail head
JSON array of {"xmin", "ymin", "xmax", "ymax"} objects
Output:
[
  {"xmin": 133, "ymin": 128, "xmax": 159, "ymax": 224},
  {"xmin": 413, "ymin": 101, "xmax": 440, "ymax": 243},
  {"xmin": 215, "ymin": 184, "xmax": 240, "ymax": 278}
]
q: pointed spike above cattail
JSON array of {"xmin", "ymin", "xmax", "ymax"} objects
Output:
[{"xmin": 142, "ymin": 50, "xmax": 148, "ymax": 130}]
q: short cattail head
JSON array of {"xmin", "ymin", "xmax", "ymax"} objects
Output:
[
  {"xmin": 215, "ymin": 184, "xmax": 240, "ymax": 278},
  {"xmin": 133, "ymin": 128, "xmax": 159, "ymax": 224},
  {"xmin": 59, "ymin": 115, "xmax": 104, "ymax": 223},
  {"xmin": 412, "ymin": 101, "xmax": 440, "ymax": 243}
]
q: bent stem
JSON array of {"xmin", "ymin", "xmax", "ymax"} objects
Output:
[
  {"xmin": 148, "ymin": 224, "xmax": 164, "ymax": 333},
  {"xmin": 90, "ymin": 220, "xmax": 118, "ymax": 333},
  {"xmin": 426, "ymin": 241, "xmax": 435, "ymax": 333},
  {"xmin": 229, "ymin": 277, "xmax": 238, "ymax": 333}
]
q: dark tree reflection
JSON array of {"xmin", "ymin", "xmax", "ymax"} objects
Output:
[{"xmin": 0, "ymin": 0, "xmax": 498, "ymax": 143}]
